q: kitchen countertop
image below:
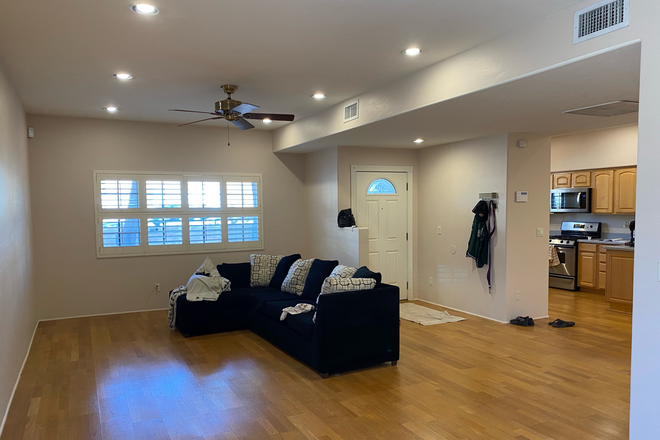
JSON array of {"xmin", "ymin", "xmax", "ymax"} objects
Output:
[
  {"xmin": 576, "ymin": 239, "xmax": 628, "ymax": 245},
  {"xmin": 603, "ymin": 245, "xmax": 635, "ymax": 252}
]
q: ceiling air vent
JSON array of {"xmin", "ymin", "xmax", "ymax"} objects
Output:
[
  {"xmin": 343, "ymin": 100, "xmax": 359, "ymax": 123},
  {"xmin": 574, "ymin": 0, "xmax": 629, "ymax": 44},
  {"xmin": 563, "ymin": 100, "xmax": 638, "ymax": 117}
]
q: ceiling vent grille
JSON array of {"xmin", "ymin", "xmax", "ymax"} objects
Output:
[
  {"xmin": 343, "ymin": 100, "xmax": 359, "ymax": 123},
  {"xmin": 574, "ymin": 0, "xmax": 629, "ymax": 44},
  {"xmin": 563, "ymin": 100, "xmax": 639, "ymax": 117}
]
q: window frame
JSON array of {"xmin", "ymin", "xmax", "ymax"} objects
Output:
[{"xmin": 94, "ymin": 171, "xmax": 264, "ymax": 258}]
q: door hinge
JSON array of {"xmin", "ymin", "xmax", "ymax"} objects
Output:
[
  {"xmin": 407, "ymin": 282, "xmax": 409, "ymax": 290},
  {"xmin": 406, "ymin": 233, "xmax": 408, "ymax": 241},
  {"xmin": 406, "ymin": 183, "xmax": 409, "ymax": 190}
]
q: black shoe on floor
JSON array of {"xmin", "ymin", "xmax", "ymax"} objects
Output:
[{"xmin": 510, "ymin": 316, "xmax": 534, "ymax": 326}]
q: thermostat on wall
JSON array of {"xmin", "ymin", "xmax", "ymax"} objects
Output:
[{"xmin": 515, "ymin": 191, "xmax": 528, "ymax": 203}]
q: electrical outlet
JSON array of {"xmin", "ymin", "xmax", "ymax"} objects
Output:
[
  {"xmin": 437, "ymin": 226, "xmax": 442, "ymax": 235},
  {"xmin": 155, "ymin": 283, "xmax": 161, "ymax": 294},
  {"xmin": 429, "ymin": 277, "xmax": 433, "ymax": 286},
  {"xmin": 515, "ymin": 291, "xmax": 520, "ymax": 301}
]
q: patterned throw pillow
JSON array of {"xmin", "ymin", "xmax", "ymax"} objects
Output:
[
  {"xmin": 320, "ymin": 277, "xmax": 376, "ymax": 295},
  {"xmin": 281, "ymin": 259, "xmax": 315, "ymax": 296},
  {"xmin": 328, "ymin": 265, "xmax": 358, "ymax": 279},
  {"xmin": 250, "ymin": 254, "xmax": 283, "ymax": 287},
  {"xmin": 313, "ymin": 277, "xmax": 377, "ymax": 322}
]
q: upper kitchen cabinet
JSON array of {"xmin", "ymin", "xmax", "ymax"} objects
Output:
[
  {"xmin": 572, "ymin": 171, "xmax": 592, "ymax": 188},
  {"xmin": 553, "ymin": 173, "xmax": 572, "ymax": 189},
  {"xmin": 592, "ymin": 169, "xmax": 614, "ymax": 214},
  {"xmin": 614, "ymin": 168, "xmax": 636, "ymax": 214}
]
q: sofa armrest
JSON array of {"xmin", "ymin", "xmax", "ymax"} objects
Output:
[{"xmin": 312, "ymin": 284, "xmax": 400, "ymax": 373}]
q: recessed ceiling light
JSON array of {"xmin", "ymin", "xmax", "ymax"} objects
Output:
[
  {"xmin": 402, "ymin": 47, "xmax": 422, "ymax": 56},
  {"xmin": 113, "ymin": 73, "xmax": 133, "ymax": 80},
  {"xmin": 131, "ymin": 4, "xmax": 158, "ymax": 14},
  {"xmin": 104, "ymin": 107, "xmax": 118, "ymax": 113},
  {"xmin": 413, "ymin": 138, "xmax": 424, "ymax": 144},
  {"xmin": 312, "ymin": 93, "xmax": 326, "ymax": 99},
  {"xmin": 262, "ymin": 118, "xmax": 272, "ymax": 124}
]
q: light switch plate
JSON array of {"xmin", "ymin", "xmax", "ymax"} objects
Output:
[
  {"xmin": 536, "ymin": 228, "xmax": 544, "ymax": 237},
  {"xmin": 437, "ymin": 226, "xmax": 442, "ymax": 235}
]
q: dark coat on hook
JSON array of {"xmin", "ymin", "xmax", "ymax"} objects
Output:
[{"xmin": 466, "ymin": 200, "xmax": 489, "ymax": 268}]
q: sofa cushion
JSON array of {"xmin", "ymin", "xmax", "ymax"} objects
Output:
[
  {"xmin": 217, "ymin": 262, "xmax": 251, "ymax": 288},
  {"xmin": 301, "ymin": 259, "xmax": 339, "ymax": 300},
  {"xmin": 282, "ymin": 259, "xmax": 315, "ymax": 296},
  {"xmin": 250, "ymin": 254, "xmax": 283, "ymax": 287},
  {"xmin": 259, "ymin": 298, "xmax": 316, "ymax": 321},
  {"xmin": 353, "ymin": 266, "xmax": 383, "ymax": 287},
  {"xmin": 329, "ymin": 265, "xmax": 358, "ymax": 278},
  {"xmin": 269, "ymin": 254, "xmax": 302, "ymax": 289},
  {"xmin": 243, "ymin": 288, "xmax": 295, "ymax": 309},
  {"xmin": 285, "ymin": 313, "xmax": 315, "ymax": 340}
]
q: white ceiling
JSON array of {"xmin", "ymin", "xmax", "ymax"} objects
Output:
[
  {"xmin": 282, "ymin": 43, "xmax": 641, "ymax": 152},
  {"xmin": 0, "ymin": 0, "xmax": 588, "ymax": 129}
]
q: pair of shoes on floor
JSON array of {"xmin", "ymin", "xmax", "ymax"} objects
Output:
[
  {"xmin": 510, "ymin": 316, "xmax": 534, "ymax": 326},
  {"xmin": 548, "ymin": 318, "xmax": 575, "ymax": 328}
]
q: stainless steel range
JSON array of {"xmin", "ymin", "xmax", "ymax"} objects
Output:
[{"xmin": 549, "ymin": 221, "xmax": 601, "ymax": 291}]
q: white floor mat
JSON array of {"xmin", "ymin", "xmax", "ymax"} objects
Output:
[{"xmin": 400, "ymin": 303, "xmax": 466, "ymax": 325}]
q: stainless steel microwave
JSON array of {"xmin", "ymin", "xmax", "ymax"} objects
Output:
[{"xmin": 550, "ymin": 188, "xmax": 591, "ymax": 213}]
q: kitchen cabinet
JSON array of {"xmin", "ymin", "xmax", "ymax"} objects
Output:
[
  {"xmin": 553, "ymin": 173, "xmax": 572, "ymax": 189},
  {"xmin": 614, "ymin": 168, "xmax": 636, "ymax": 214},
  {"xmin": 578, "ymin": 243, "xmax": 618, "ymax": 291},
  {"xmin": 606, "ymin": 248, "xmax": 634, "ymax": 313},
  {"xmin": 572, "ymin": 171, "xmax": 592, "ymax": 188},
  {"xmin": 592, "ymin": 169, "xmax": 614, "ymax": 214},
  {"xmin": 578, "ymin": 243, "xmax": 598, "ymax": 289}
]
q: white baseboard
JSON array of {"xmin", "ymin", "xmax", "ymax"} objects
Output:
[
  {"xmin": 39, "ymin": 307, "xmax": 168, "ymax": 322},
  {"xmin": 415, "ymin": 299, "xmax": 508, "ymax": 324},
  {"xmin": 0, "ymin": 320, "xmax": 39, "ymax": 437}
]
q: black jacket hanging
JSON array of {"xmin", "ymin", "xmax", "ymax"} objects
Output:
[
  {"xmin": 466, "ymin": 200, "xmax": 489, "ymax": 268},
  {"xmin": 466, "ymin": 200, "xmax": 497, "ymax": 291}
]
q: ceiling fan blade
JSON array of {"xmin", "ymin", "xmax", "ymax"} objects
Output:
[
  {"xmin": 231, "ymin": 118, "xmax": 255, "ymax": 130},
  {"xmin": 232, "ymin": 102, "xmax": 259, "ymax": 115},
  {"xmin": 169, "ymin": 108, "xmax": 220, "ymax": 115},
  {"xmin": 178, "ymin": 117, "xmax": 224, "ymax": 127},
  {"xmin": 244, "ymin": 113, "xmax": 295, "ymax": 122}
]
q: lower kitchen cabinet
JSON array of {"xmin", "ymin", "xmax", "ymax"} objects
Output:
[
  {"xmin": 578, "ymin": 244, "xmax": 598, "ymax": 289},
  {"xmin": 606, "ymin": 248, "xmax": 634, "ymax": 313}
]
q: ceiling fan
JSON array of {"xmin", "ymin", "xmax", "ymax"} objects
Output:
[{"xmin": 169, "ymin": 84, "xmax": 295, "ymax": 130}]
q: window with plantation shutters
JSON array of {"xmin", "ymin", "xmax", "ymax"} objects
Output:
[{"xmin": 94, "ymin": 171, "xmax": 262, "ymax": 257}]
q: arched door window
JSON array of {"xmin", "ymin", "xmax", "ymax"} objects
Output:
[{"xmin": 367, "ymin": 179, "xmax": 396, "ymax": 194}]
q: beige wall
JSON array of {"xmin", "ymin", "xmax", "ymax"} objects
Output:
[
  {"xmin": 304, "ymin": 147, "xmax": 366, "ymax": 267},
  {"xmin": 26, "ymin": 115, "xmax": 307, "ymax": 320},
  {"xmin": 0, "ymin": 69, "xmax": 36, "ymax": 430},
  {"xmin": 551, "ymin": 124, "xmax": 638, "ymax": 172},
  {"xmin": 505, "ymin": 135, "xmax": 551, "ymax": 320},
  {"xmin": 417, "ymin": 134, "xmax": 509, "ymax": 321}
]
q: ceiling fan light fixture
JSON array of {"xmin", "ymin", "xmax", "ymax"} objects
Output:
[
  {"xmin": 413, "ymin": 138, "xmax": 425, "ymax": 144},
  {"xmin": 262, "ymin": 118, "xmax": 272, "ymax": 124},
  {"xmin": 131, "ymin": 4, "xmax": 158, "ymax": 14},
  {"xmin": 113, "ymin": 73, "xmax": 133, "ymax": 80},
  {"xmin": 402, "ymin": 47, "xmax": 422, "ymax": 56},
  {"xmin": 104, "ymin": 107, "xmax": 118, "ymax": 113},
  {"xmin": 312, "ymin": 93, "xmax": 326, "ymax": 99}
]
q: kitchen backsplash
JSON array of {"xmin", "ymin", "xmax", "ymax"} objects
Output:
[{"xmin": 550, "ymin": 213, "xmax": 635, "ymax": 239}]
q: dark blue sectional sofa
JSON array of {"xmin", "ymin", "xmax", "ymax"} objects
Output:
[{"xmin": 172, "ymin": 262, "xmax": 400, "ymax": 377}]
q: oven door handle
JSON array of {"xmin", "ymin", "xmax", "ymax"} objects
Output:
[{"xmin": 549, "ymin": 273, "xmax": 574, "ymax": 279}]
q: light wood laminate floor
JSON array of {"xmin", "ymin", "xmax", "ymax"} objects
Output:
[{"xmin": 2, "ymin": 288, "xmax": 631, "ymax": 439}]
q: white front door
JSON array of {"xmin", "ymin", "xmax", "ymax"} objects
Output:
[{"xmin": 356, "ymin": 171, "xmax": 408, "ymax": 299}]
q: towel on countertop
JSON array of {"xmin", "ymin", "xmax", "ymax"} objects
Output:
[
  {"xmin": 280, "ymin": 303, "xmax": 315, "ymax": 321},
  {"xmin": 549, "ymin": 245, "xmax": 560, "ymax": 267}
]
